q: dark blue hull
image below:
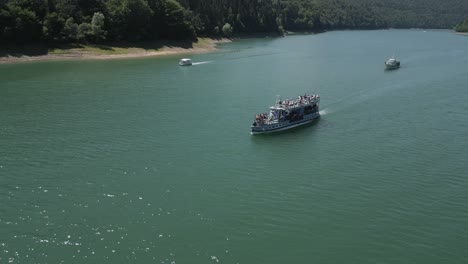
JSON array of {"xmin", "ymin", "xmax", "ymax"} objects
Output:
[{"xmin": 251, "ymin": 112, "xmax": 320, "ymax": 134}]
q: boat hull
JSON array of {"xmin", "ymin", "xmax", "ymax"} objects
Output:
[
  {"xmin": 251, "ymin": 113, "xmax": 320, "ymax": 135},
  {"xmin": 384, "ymin": 60, "xmax": 400, "ymax": 70},
  {"xmin": 385, "ymin": 64, "xmax": 400, "ymax": 70}
]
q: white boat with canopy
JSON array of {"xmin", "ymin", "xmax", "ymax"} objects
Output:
[{"xmin": 179, "ymin": 58, "xmax": 192, "ymax": 66}]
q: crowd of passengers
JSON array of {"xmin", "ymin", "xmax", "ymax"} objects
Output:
[
  {"xmin": 254, "ymin": 112, "xmax": 269, "ymax": 125},
  {"xmin": 279, "ymin": 94, "xmax": 319, "ymax": 107}
]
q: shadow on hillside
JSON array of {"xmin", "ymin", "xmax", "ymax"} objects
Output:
[
  {"xmin": 0, "ymin": 39, "xmax": 196, "ymax": 58},
  {"xmin": 0, "ymin": 43, "xmax": 51, "ymax": 57},
  {"xmin": 106, "ymin": 39, "xmax": 195, "ymax": 50}
]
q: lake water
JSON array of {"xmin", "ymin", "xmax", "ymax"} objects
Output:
[{"xmin": 1, "ymin": 30, "xmax": 468, "ymax": 264}]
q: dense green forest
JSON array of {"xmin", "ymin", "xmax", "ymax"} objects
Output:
[
  {"xmin": 1, "ymin": 0, "xmax": 468, "ymax": 44},
  {"xmin": 455, "ymin": 18, "xmax": 468, "ymax": 32}
]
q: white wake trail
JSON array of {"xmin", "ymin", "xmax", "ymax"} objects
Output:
[{"xmin": 192, "ymin": 61, "xmax": 213, "ymax": 65}]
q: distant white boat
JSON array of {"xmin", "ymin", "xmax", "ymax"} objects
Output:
[
  {"xmin": 385, "ymin": 57, "xmax": 400, "ymax": 70},
  {"xmin": 179, "ymin": 58, "xmax": 192, "ymax": 66}
]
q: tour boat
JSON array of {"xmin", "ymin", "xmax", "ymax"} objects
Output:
[
  {"xmin": 385, "ymin": 57, "xmax": 400, "ymax": 70},
  {"xmin": 179, "ymin": 58, "xmax": 192, "ymax": 66},
  {"xmin": 251, "ymin": 94, "xmax": 320, "ymax": 135}
]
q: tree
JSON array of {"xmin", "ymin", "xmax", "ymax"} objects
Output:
[
  {"xmin": 0, "ymin": 6, "xmax": 12, "ymax": 42},
  {"xmin": 105, "ymin": 0, "xmax": 153, "ymax": 41},
  {"xmin": 213, "ymin": 26, "xmax": 219, "ymax": 35},
  {"xmin": 222, "ymin": 22, "xmax": 232, "ymax": 36},
  {"xmin": 455, "ymin": 18, "xmax": 468, "ymax": 32},
  {"xmin": 43, "ymin": 12, "xmax": 65, "ymax": 41},
  {"xmin": 1, "ymin": 0, "xmax": 468, "ymax": 44},
  {"xmin": 91, "ymin": 12, "xmax": 106, "ymax": 41},
  {"xmin": 5, "ymin": 2, "xmax": 43, "ymax": 42},
  {"xmin": 55, "ymin": 0, "xmax": 79, "ymax": 19},
  {"xmin": 159, "ymin": 0, "xmax": 196, "ymax": 40},
  {"xmin": 77, "ymin": 22, "xmax": 92, "ymax": 41},
  {"xmin": 62, "ymin": 17, "xmax": 78, "ymax": 41}
]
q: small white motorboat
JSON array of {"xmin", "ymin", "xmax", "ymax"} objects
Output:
[
  {"xmin": 179, "ymin": 58, "xmax": 192, "ymax": 66},
  {"xmin": 385, "ymin": 57, "xmax": 400, "ymax": 70}
]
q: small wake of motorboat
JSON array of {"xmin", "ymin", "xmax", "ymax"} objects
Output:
[
  {"xmin": 192, "ymin": 61, "xmax": 213, "ymax": 65},
  {"xmin": 224, "ymin": 52, "xmax": 279, "ymax": 61}
]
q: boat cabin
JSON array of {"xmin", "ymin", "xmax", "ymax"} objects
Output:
[{"xmin": 179, "ymin": 58, "xmax": 192, "ymax": 66}]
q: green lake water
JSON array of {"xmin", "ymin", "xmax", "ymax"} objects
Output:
[{"xmin": 1, "ymin": 29, "xmax": 468, "ymax": 263}]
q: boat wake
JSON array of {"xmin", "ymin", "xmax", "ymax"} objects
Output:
[
  {"xmin": 192, "ymin": 61, "xmax": 213, "ymax": 65},
  {"xmin": 225, "ymin": 52, "xmax": 280, "ymax": 61},
  {"xmin": 321, "ymin": 88, "xmax": 371, "ymax": 113},
  {"xmin": 319, "ymin": 109, "xmax": 331, "ymax": 115}
]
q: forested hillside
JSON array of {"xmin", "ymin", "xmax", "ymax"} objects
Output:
[{"xmin": 1, "ymin": 0, "xmax": 467, "ymax": 44}]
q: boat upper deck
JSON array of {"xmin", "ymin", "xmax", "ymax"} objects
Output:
[{"xmin": 271, "ymin": 94, "xmax": 320, "ymax": 110}]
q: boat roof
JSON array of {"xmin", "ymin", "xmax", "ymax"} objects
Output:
[
  {"xmin": 180, "ymin": 58, "xmax": 192, "ymax": 61},
  {"xmin": 387, "ymin": 56, "xmax": 399, "ymax": 61}
]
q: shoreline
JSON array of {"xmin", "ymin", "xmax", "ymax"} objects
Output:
[
  {"xmin": 1, "ymin": 29, "xmax": 460, "ymax": 64},
  {"xmin": 0, "ymin": 38, "xmax": 231, "ymax": 64}
]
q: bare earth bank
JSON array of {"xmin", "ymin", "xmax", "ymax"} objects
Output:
[{"xmin": 0, "ymin": 38, "xmax": 231, "ymax": 64}]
